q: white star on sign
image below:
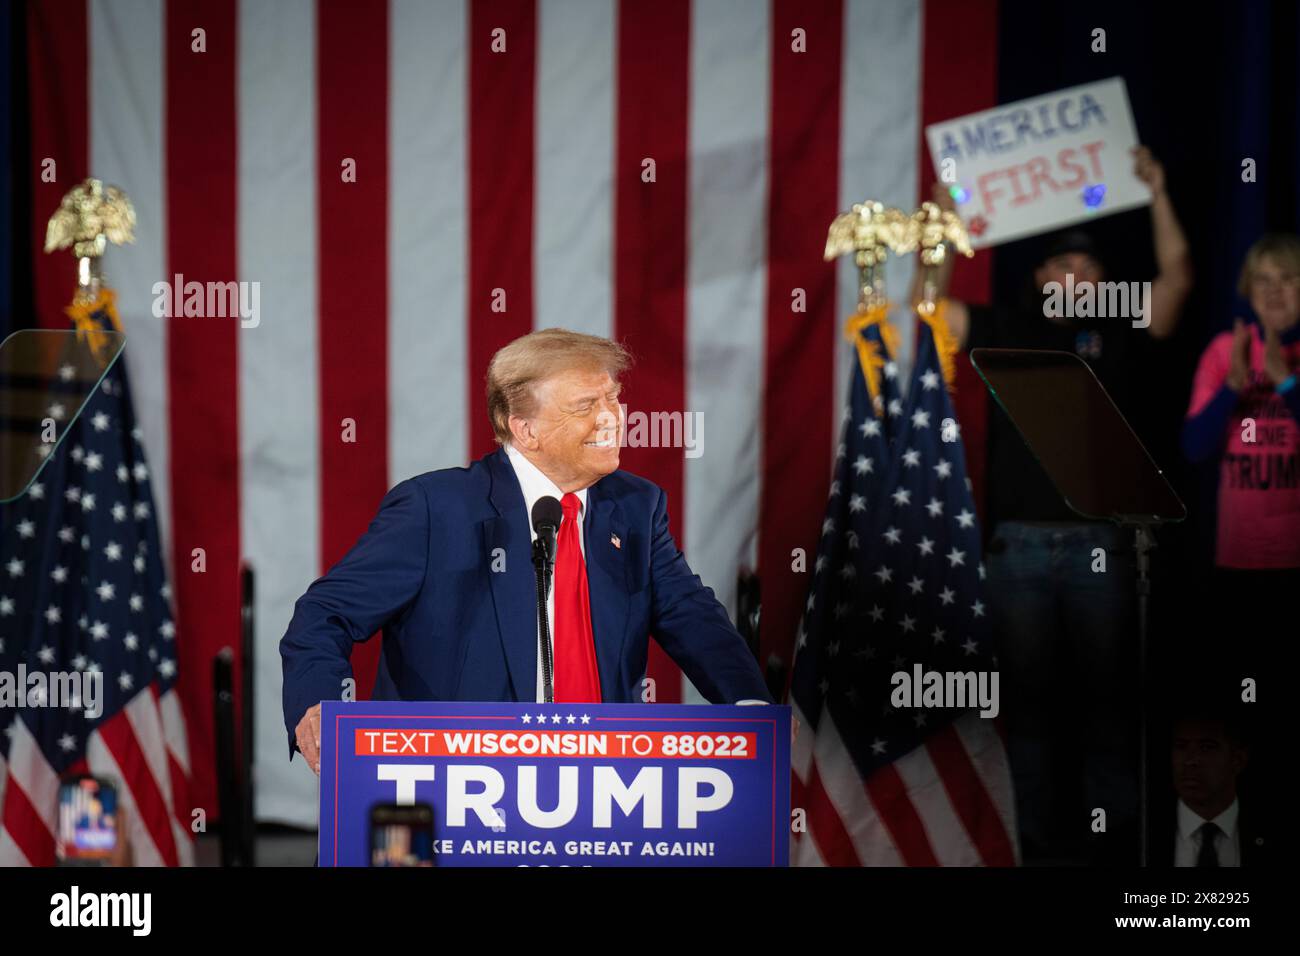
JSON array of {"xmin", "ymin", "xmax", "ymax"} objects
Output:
[
  {"xmin": 566, "ymin": 714, "xmax": 576, "ymax": 724},
  {"xmin": 521, "ymin": 713, "xmax": 531, "ymax": 723},
  {"xmin": 580, "ymin": 714, "xmax": 591, "ymax": 725}
]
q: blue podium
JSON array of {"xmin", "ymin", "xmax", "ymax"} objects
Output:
[{"xmin": 317, "ymin": 700, "xmax": 791, "ymax": 867}]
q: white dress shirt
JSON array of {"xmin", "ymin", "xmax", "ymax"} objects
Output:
[
  {"xmin": 1174, "ymin": 797, "xmax": 1240, "ymax": 867},
  {"xmin": 503, "ymin": 443, "xmax": 768, "ymax": 707},
  {"xmin": 503, "ymin": 443, "xmax": 587, "ymax": 704}
]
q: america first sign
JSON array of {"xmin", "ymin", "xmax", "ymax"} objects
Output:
[
  {"xmin": 925, "ymin": 76, "xmax": 1151, "ymax": 248},
  {"xmin": 318, "ymin": 700, "xmax": 792, "ymax": 867}
]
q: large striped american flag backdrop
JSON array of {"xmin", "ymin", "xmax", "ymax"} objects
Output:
[{"xmin": 20, "ymin": 0, "xmax": 998, "ymax": 838}]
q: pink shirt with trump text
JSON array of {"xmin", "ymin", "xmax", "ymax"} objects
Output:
[{"xmin": 1185, "ymin": 325, "xmax": 1300, "ymax": 569}]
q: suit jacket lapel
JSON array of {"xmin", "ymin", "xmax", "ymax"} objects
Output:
[
  {"xmin": 585, "ymin": 479, "xmax": 631, "ymax": 700},
  {"xmin": 484, "ymin": 449, "xmax": 538, "ymax": 701}
]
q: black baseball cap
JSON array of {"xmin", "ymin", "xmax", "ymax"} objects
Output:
[{"xmin": 1039, "ymin": 228, "xmax": 1103, "ymax": 268}]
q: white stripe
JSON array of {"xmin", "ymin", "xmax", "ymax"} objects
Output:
[
  {"xmin": 88, "ymin": 0, "xmax": 173, "ymax": 582},
  {"xmin": 953, "ymin": 712, "xmax": 1021, "ymax": 863},
  {"xmin": 158, "ymin": 688, "xmax": 190, "ymax": 777},
  {"xmin": 683, "ymin": 0, "xmax": 771, "ymax": 705},
  {"xmin": 238, "ymin": 0, "xmax": 320, "ymax": 828},
  {"xmin": 811, "ymin": 707, "xmax": 905, "ymax": 865},
  {"xmin": 86, "ymin": 731, "xmax": 163, "ymax": 866},
  {"xmin": 4, "ymin": 720, "xmax": 59, "ymax": 840},
  {"xmin": 535, "ymin": 0, "xmax": 614, "ymax": 339},
  {"xmin": 124, "ymin": 691, "xmax": 194, "ymax": 865},
  {"xmin": 834, "ymin": 0, "xmax": 922, "ymax": 444},
  {"xmin": 0, "ymin": 826, "xmax": 32, "ymax": 867},
  {"xmin": 790, "ymin": 700, "xmax": 814, "ymax": 781},
  {"xmin": 389, "ymin": 0, "xmax": 468, "ymax": 480},
  {"xmin": 892, "ymin": 738, "xmax": 981, "ymax": 865}
]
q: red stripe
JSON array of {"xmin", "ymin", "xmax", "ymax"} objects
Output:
[
  {"xmin": 925, "ymin": 722, "xmax": 1017, "ymax": 865},
  {"xmin": 165, "ymin": 0, "xmax": 241, "ymax": 822},
  {"xmin": 803, "ymin": 760, "xmax": 862, "ymax": 866},
  {"xmin": 467, "ymin": 0, "xmax": 537, "ymax": 459},
  {"xmin": 27, "ymin": 0, "xmax": 89, "ymax": 329},
  {"xmin": 98, "ymin": 711, "xmax": 180, "ymax": 866},
  {"xmin": 613, "ymin": 0, "xmax": 691, "ymax": 703},
  {"xmin": 317, "ymin": 0, "xmax": 391, "ymax": 701},
  {"xmin": 919, "ymin": 0, "xmax": 998, "ymax": 519},
  {"xmin": 758, "ymin": 0, "xmax": 844, "ymax": 678},
  {"xmin": 1, "ymin": 773, "xmax": 55, "ymax": 866},
  {"xmin": 168, "ymin": 752, "xmax": 192, "ymax": 838},
  {"xmin": 863, "ymin": 762, "xmax": 940, "ymax": 866}
]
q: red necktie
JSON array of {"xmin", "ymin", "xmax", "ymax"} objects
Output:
[{"xmin": 553, "ymin": 493, "xmax": 602, "ymax": 702}]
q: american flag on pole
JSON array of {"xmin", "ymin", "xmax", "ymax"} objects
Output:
[
  {"xmin": 0, "ymin": 291, "xmax": 194, "ymax": 866},
  {"xmin": 789, "ymin": 312, "xmax": 1018, "ymax": 866},
  {"xmin": 22, "ymin": 0, "xmax": 999, "ymax": 826}
]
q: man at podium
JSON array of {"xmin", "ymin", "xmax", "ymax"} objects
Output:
[{"xmin": 281, "ymin": 328, "xmax": 772, "ymax": 773}]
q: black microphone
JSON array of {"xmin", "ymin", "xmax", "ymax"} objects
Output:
[{"xmin": 531, "ymin": 495, "xmax": 563, "ymax": 565}]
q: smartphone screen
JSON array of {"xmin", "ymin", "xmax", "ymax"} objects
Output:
[
  {"xmin": 57, "ymin": 775, "xmax": 119, "ymax": 865},
  {"xmin": 369, "ymin": 803, "xmax": 435, "ymax": 867}
]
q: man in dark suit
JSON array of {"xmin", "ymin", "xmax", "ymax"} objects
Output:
[{"xmin": 281, "ymin": 328, "xmax": 772, "ymax": 772}]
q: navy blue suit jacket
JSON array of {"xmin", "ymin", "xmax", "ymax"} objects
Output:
[{"xmin": 280, "ymin": 448, "xmax": 772, "ymax": 755}]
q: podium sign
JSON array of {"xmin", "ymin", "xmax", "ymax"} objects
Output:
[{"xmin": 318, "ymin": 701, "xmax": 791, "ymax": 867}]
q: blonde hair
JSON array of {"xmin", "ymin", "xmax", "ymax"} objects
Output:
[
  {"xmin": 1238, "ymin": 233, "xmax": 1300, "ymax": 298},
  {"xmin": 486, "ymin": 328, "xmax": 632, "ymax": 445}
]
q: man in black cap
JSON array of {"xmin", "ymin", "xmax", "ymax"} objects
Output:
[{"xmin": 921, "ymin": 146, "xmax": 1193, "ymax": 862}]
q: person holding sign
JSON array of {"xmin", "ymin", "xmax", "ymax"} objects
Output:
[{"xmin": 917, "ymin": 146, "xmax": 1193, "ymax": 863}]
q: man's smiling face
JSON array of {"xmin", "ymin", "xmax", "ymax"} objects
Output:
[{"xmin": 510, "ymin": 367, "xmax": 624, "ymax": 492}]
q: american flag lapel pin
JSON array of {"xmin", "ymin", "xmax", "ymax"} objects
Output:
[{"xmin": 610, "ymin": 533, "xmax": 621, "ymax": 550}]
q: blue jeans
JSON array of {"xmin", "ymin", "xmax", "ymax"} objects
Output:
[{"xmin": 985, "ymin": 521, "xmax": 1138, "ymax": 857}]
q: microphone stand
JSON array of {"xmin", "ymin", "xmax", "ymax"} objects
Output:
[{"xmin": 532, "ymin": 537, "xmax": 555, "ymax": 703}]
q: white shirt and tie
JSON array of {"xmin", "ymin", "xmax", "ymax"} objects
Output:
[
  {"xmin": 502, "ymin": 443, "xmax": 767, "ymax": 706},
  {"xmin": 1174, "ymin": 797, "xmax": 1240, "ymax": 867}
]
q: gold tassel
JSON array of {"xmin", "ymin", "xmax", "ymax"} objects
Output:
[
  {"xmin": 64, "ymin": 288, "xmax": 121, "ymax": 362},
  {"xmin": 843, "ymin": 304, "xmax": 897, "ymax": 416},
  {"xmin": 918, "ymin": 299, "xmax": 958, "ymax": 391}
]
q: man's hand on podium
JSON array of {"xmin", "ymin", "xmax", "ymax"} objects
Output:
[{"xmin": 295, "ymin": 703, "xmax": 323, "ymax": 774}]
